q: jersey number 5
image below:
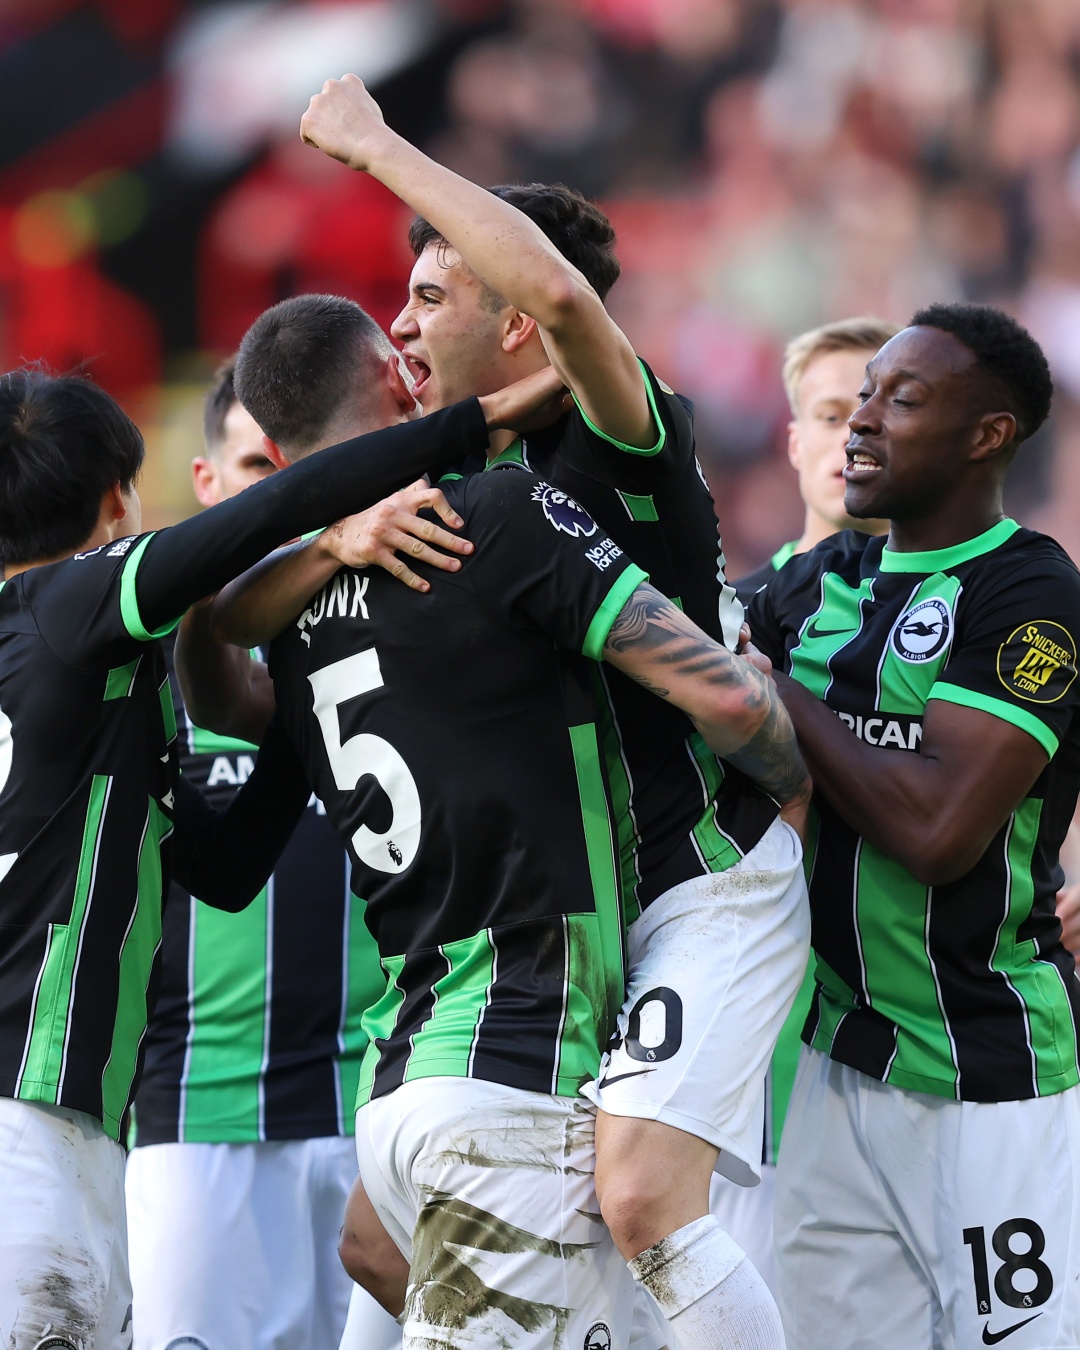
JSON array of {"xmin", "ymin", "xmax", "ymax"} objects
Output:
[{"xmin": 308, "ymin": 649, "xmax": 421, "ymax": 874}]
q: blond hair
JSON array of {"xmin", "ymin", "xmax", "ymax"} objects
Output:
[{"xmin": 782, "ymin": 317, "xmax": 902, "ymax": 415}]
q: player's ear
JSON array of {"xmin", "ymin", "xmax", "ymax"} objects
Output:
[
  {"xmin": 103, "ymin": 480, "xmax": 127, "ymax": 521},
  {"xmin": 786, "ymin": 420, "xmax": 802, "ymax": 471},
  {"xmin": 261, "ymin": 435, "xmax": 291, "ymax": 471},
  {"xmin": 502, "ymin": 309, "xmax": 538, "ymax": 356},
  {"xmin": 386, "ymin": 353, "xmax": 419, "ymax": 417},
  {"xmin": 970, "ymin": 410, "xmax": 1018, "ymax": 463},
  {"xmin": 191, "ymin": 456, "xmax": 220, "ymax": 508}
]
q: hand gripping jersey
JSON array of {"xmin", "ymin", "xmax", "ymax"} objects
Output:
[
  {"xmin": 749, "ymin": 520, "xmax": 1080, "ymax": 1102},
  {"xmin": 487, "ymin": 362, "xmax": 778, "ymax": 920},
  {"xmin": 268, "ymin": 467, "xmax": 647, "ymax": 1108},
  {"xmin": 134, "ymin": 643, "xmax": 384, "ymax": 1145}
]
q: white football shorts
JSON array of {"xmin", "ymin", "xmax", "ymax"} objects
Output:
[
  {"xmin": 0, "ymin": 1096, "xmax": 131, "ymax": 1350},
  {"xmin": 354, "ymin": 1077, "xmax": 637, "ymax": 1350},
  {"xmin": 775, "ymin": 1048, "xmax": 1080, "ymax": 1350},
  {"xmin": 125, "ymin": 1135, "xmax": 387, "ymax": 1350},
  {"xmin": 582, "ymin": 817, "xmax": 810, "ymax": 1185}
]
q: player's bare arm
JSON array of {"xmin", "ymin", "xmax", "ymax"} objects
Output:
[
  {"xmin": 299, "ymin": 74, "xmax": 652, "ymax": 447},
  {"xmin": 604, "ymin": 583, "xmax": 811, "ymax": 812},
  {"xmin": 774, "ymin": 672, "xmax": 1049, "ymax": 885},
  {"xmin": 176, "ymin": 602, "xmax": 277, "ymax": 741}
]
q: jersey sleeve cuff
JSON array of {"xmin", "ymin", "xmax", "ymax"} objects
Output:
[
  {"xmin": 571, "ymin": 360, "xmax": 667, "ymax": 458},
  {"xmin": 583, "ymin": 564, "xmax": 649, "ymax": 662},
  {"xmin": 928, "ymin": 682, "xmax": 1059, "ymax": 758},
  {"xmin": 120, "ymin": 535, "xmax": 183, "ymax": 642}
]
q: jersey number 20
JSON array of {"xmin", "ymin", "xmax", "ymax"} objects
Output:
[{"xmin": 309, "ymin": 650, "xmax": 421, "ymax": 874}]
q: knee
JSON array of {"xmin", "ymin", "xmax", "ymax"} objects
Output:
[
  {"xmin": 338, "ymin": 1226, "xmax": 372, "ymax": 1286},
  {"xmin": 595, "ymin": 1161, "xmax": 675, "ymax": 1259}
]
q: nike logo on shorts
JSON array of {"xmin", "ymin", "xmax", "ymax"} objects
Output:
[
  {"xmin": 982, "ymin": 1313, "xmax": 1042, "ymax": 1344},
  {"xmin": 597, "ymin": 1069, "xmax": 653, "ymax": 1090}
]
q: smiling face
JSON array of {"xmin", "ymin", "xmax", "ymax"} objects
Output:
[
  {"xmin": 844, "ymin": 325, "xmax": 995, "ymax": 523},
  {"xmin": 391, "ymin": 245, "xmax": 516, "ymax": 412},
  {"xmin": 789, "ymin": 347, "xmax": 883, "ymax": 534}
]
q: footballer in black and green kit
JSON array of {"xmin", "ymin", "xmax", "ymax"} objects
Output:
[
  {"xmin": 0, "ymin": 368, "xmax": 503, "ymax": 1350},
  {"xmin": 749, "ymin": 306, "xmax": 1080, "ymax": 1350}
]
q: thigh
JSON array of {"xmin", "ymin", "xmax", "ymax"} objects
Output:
[
  {"xmin": 359, "ymin": 1078, "xmax": 637, "ymax": 1350},
  {"xmin": 0, "ymin": 1099, "xmax": 128, "ymax": 1350},
  {"xmin": 774, "ymin": 1052, "xmax": 935, "ymax": 1350},
  {"xmin": 126, "ymin": 1141, "xmax": 265, "ymax": 1350},
  {"xmin": 896, "ymin": 1087, "xmax": 1080, "ymax": 1350},
  {"xmin": 584, "ymin": 820, "xmax": 810, "ymax": 1186}
]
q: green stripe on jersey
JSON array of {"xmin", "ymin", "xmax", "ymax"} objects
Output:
[
  {"xmin": 100, "ymin": 799, "xmax": 167, "ymax": 1135},
  {"xmin": 618, "ymin": 492, "xmax": 659, "ymax": 522},
  {"xmin": 401, "ymin": 931, "xmax": 497, "ymax": 1084},
  {"xmin": 181, "ymin": 887, "xmax": 270, "ymax": 1141},
  {"xmin": 789, "ymin": 573, "xmax": 875, "ymax": 699},
  {"xmin": 356, "ymin": 954, "xmax": 405, "ymax": 1109},
  {"xmin": 998, "ymin": 800, "xmax": 1080, "ymax": 1095},
  {"xmin": 858, "ymin": 843, "xmax": 959, "ymax": 1093},
  {"xmin": 17, "ymin": 774, "xmax": 111, "ymax": 1104},
  {"xmin": 929, "ymin": 684, "xmax": 1060, "ymax": 759},
  {"xmin": 876, "ymin": 575, "xmax": 960, "ymax": 713},
  {"xmin": 104, "ymin": 658, "xmax": 141, "ymax": 701},
  {"xmin": 570, "ymin": 361, "xmax": 667, "ymax": 458},
  {"xmin": 120, "ymin": 536, "xmax": 182, "ymax": 642},
  {"xmin": 568, "ymin": 722, "xmax": 626, "ymax": 1036},
  {"xmin": 687, "ymin": 733, "xmax": 742, "ymax": 874},
  {"xmin": 878, "ymin": 519, "xmax": 1019, "ymax": 573},
  {"xmin": 337, "ymin": 893, "xmax": 381, "ymax": 1132},
  {"xmin": 582, "ymin": 565, "xmax": 649, "ymax": 662}
]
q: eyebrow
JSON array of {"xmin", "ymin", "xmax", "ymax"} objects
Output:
[
  {"xmin": 412, "ymin": 281, "xmax": 447, "ymax": 298},
  {"xmin": 865, "ymin": 365, "xmax": 931, "ymax": 387}
]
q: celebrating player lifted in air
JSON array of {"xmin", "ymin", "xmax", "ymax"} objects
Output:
[{"xmin": 748, "ymin": 305, "xmax": 1080, "ymax": 1349}]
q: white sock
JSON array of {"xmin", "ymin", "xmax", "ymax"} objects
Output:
[{"xmin": 628, "ymin": 1215, "xmax": 785, "ymax": 1349}]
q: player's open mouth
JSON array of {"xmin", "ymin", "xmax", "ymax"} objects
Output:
[
  {"xmin": 403, "ymin": 354, "xmax": 432, "ymax": 400},
  {"xmin": 844, "ymin": 447, "xmax": 882, "ymax": 479}
]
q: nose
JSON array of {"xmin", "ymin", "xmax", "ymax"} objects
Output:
[
  {"xmin": 848, "ymin": 397, "xmax": 878, "ymax": 436},
  {"xmin": 390, "ymin": 303, "xmax": 416, "ymax": 342}
]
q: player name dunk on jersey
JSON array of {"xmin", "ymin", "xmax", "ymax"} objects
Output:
[
  {"xmin": 268, "ymin": 466, "xmax": 646, "ymax": 1110},
  {"xmin": 750, "ymin": 520, "xmax": 1080, "ymax": 1104}
]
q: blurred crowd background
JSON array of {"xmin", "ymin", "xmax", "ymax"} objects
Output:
[{"xmin": 2, "ymin": 0, "xmax": 1080, "ymax": 573}]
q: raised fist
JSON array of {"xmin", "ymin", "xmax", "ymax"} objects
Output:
[{"xmin": 299, "ymin": 73, "xmax": 388, "ymax": 172}]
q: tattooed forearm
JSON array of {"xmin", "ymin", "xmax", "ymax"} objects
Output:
[{"xmin": 603, "ymin": 583, "xmax": 810, "ymax": 805}]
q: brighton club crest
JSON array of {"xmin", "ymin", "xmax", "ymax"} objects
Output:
[{"xmin": 532, "ymin": 482, "xmax": 597, "ymax": 538}]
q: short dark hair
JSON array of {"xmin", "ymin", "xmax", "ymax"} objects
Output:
[
  {"xmin": 234, "ymin": 295, "xmax": 390, "ymax": 454},
  {"xmin": 0, "ymin": 369, "xmax": 144, "ymax": 567},
  {"xmin": 203, "ymin": 357, "xmax": 238, "ymax": 454},
  {"xmin": 910, "ymin": 303, "xmax": 1053, "ymax": 443},
  {"xmin": 408, "ymin": 183, "xmax": 621, "ymax": 300}
]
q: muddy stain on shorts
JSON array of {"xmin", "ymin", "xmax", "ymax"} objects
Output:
[
  {"xmin": 9, "ymin": 1255, "xmax": 100, "ymax": 1350},
  {"xmin": 408, "ymin": 1189, "xmax": 600, "ymax": 1349}
]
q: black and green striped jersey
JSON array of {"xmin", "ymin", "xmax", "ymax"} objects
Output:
[
  {"xmin": 268, "ymin": 466, "xmax": 645, "ymax": 1109},
  {"xmin": 749, "ymin": 520, "xmax": 1080, "ymax": 1102},
  {"xmin": 736, "ymin": 540, "xmax": 798, "ymax": 606},
  {"xmin": 133, "ymin": 645, "xmax": 383, "ymax": 1145},
  {"xmin": 0, "ymin": 538, "xmax": 178, "ymax": 1140},
  {"xmin": 485, "ymin": 362, "xmax": 778, "ymax": 920}
]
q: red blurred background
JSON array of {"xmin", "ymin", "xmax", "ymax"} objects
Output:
[{"xmin": 3, "ymin": 0, "xmax": 1079, "ymax": 571}]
